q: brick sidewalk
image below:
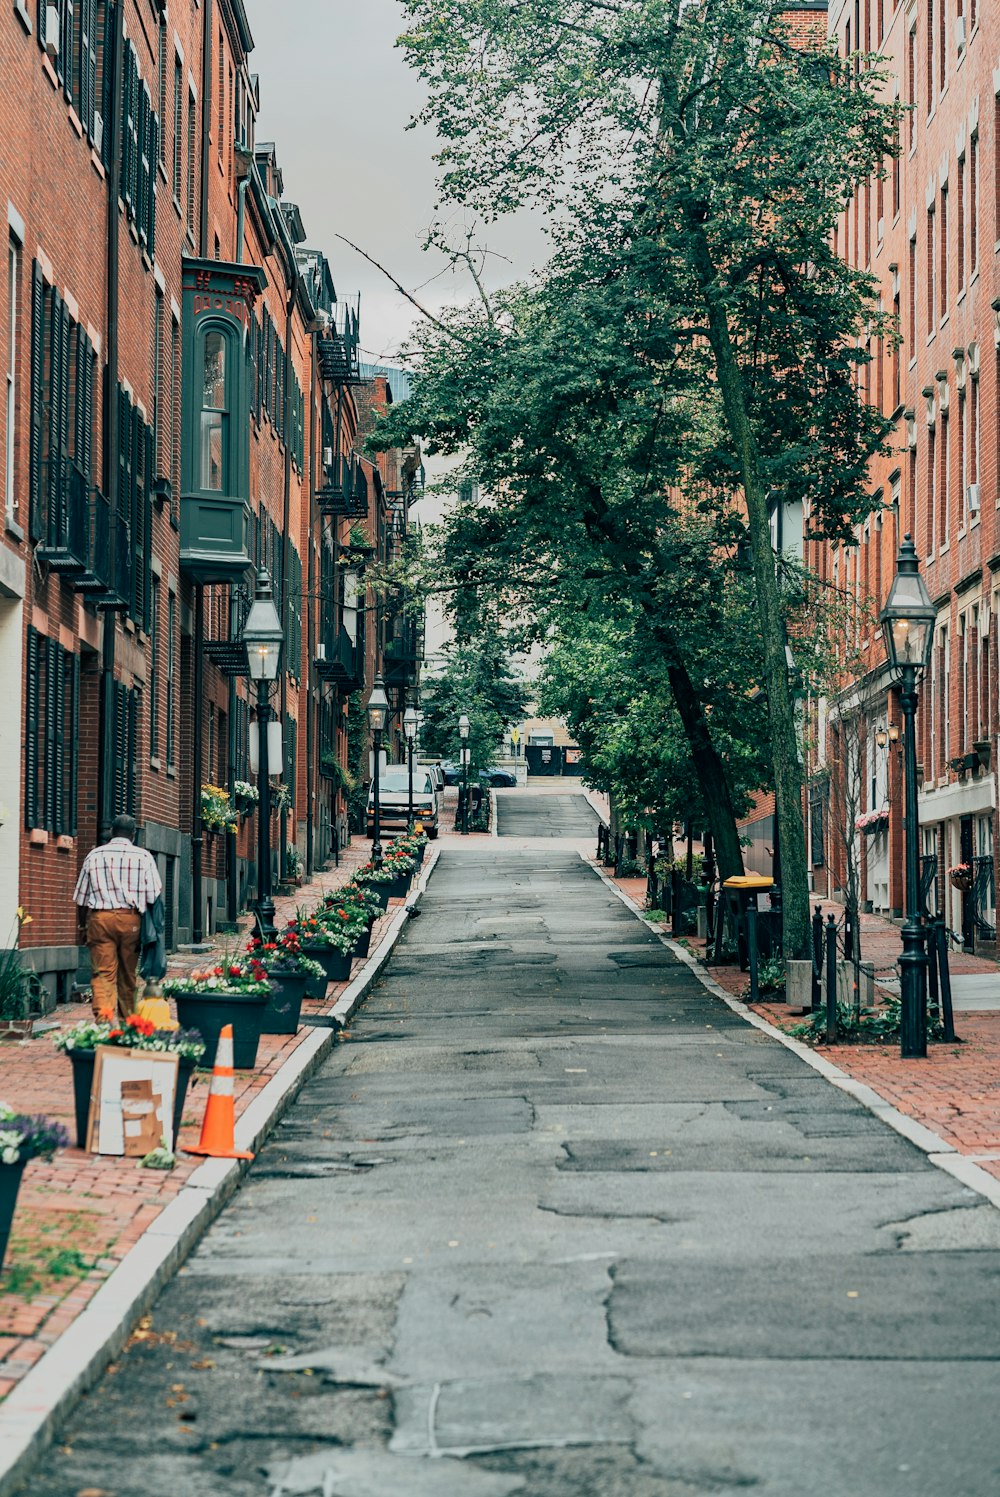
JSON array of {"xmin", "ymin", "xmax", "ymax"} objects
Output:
[
  {"xmin": 0, "ymin": 838, "xmax": 406, "ymax": 1403},
  {"xmin": 591, "ymin": 858, "xmax": 1000, "ymax": 1193}
]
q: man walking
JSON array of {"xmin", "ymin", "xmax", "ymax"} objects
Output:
[{"xmin": 74, "ymin": 816, "xmax": 163, "ymax": 1021}]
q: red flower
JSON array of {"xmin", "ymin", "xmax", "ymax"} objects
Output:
[
  {"xmin": 126, "ymin": 1015, "xmax": 155, "ymax": 1036},
  {"xmin": 108, "ymin": 1028, "xmax": 123, "ymax": 1040},
  {"xmin": 229, "ymin": 965, "xmax": 242, "ymax": 977},
  {"xmin": 213, "ymin": 966, "xmax": 224, "ymax": 977}
]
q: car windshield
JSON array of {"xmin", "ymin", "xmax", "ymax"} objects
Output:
[{"xmin": 378, "ymin": 768, "xmax": 432, "ymax": 793}]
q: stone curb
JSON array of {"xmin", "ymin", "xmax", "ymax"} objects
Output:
[
  {"xmin": 0, "ymin": 848, "xmax": 441, "ymax": 1497},
  {"xmin": 584, "ymin": 856, "xmax": 1000, "ymax": 1214}
]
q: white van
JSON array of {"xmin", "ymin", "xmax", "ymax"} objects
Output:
[{"xmin": 367, "ymin": 764, "xmax": 441, "ymax": 839}]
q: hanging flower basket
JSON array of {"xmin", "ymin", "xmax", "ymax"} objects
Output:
[
  {"xmin": 948, "ymin": 863, "xmax": 974, "ymax": 893},
  {"xmin": 854, "ymin": 811, "xmax": 889, "ymax": 836}
]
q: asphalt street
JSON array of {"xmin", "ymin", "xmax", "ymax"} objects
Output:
[
  {"xmin": 25, "ymin": 842, "xmax": 1000, "ymax": 1496},
  {"xmin": 495, "ymin": 787, "xmax": 599, "ymax": 839}
]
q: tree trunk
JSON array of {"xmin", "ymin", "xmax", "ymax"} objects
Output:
[
  {"xmin": 665, "ymin": 656, "xmax": 745, "ymax": 883},
  {"xmin": 689, "ymin": 222, "xmax": 810, "ymax": 957}
]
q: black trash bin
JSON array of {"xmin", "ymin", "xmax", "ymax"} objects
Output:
[{"xmin": 720, "ymin": 875, "xmax": 776, "ymax": 971}]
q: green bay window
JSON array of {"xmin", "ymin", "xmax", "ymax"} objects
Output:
[{"xmin": 179, "ymin": 260, "xmax": 265, "ymax": 584}]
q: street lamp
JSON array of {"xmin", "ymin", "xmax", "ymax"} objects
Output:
[
  {"xmin": 244, "ymin": 569, "xmax": 284, "ymax": 942},
  {"xmin": 458, "ymin": 712, "xmax": 471, "ymax": 835},
  {"xmin": 880, "ymin": 534, "xmax": 936, "ymax": 1059},
  {"xmin": 403, "ymin": 706, "xmax": 419, "ymax": 830},
  {"xmin": 367, "ymin": 674, "xmax": 390, "ymax": 868}
]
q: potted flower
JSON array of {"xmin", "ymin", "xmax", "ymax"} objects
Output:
[
  {"xmin": 249, "ymin": 935, "xmax": 325, "ymax": 1034},
  {"xmin": 0, "ymin": 1103, "xmax": 68, "ymax": 1269},
  {"xmin": 55, "ymin": 1014, "xmax": 207, "ymax": 1148},
  {"xmin": 314, "ymin": 898, "xmax": 372, "ymax": 957},
  {"xmin": 355, "ymin": 856, "xmax": 414, "ymax": 904},
  {"xmin": 233, "ymin": 779, "xmax": 259, "ymax": 817},
  {"xmin": 949, "ymin": 862, "xmax": 974, "ymax": 893},
  {"xmin": 287, "ymin": 915, "xmax": 360, "ymax": 990},
  {"xmin": 163, "ymin": 960, "xmax": 272, "ymax": 1069},
  {"xmin": 392, "ymin": 830, "xmax": 428, "ymax": 869},
  {"xmin": 270, "ymin": 780, "xmax": 292, "ymax": 815},
  {"xmin": 285, "ymin": 843, "xmax": 304, "ymax": 885},
  {"xmin": 0, "ymin": 907, "xmax": 45, "ymax": 1038},
  {"xmin": 201, "ymin": 783, "xmax": 239, "ymax": 834}
]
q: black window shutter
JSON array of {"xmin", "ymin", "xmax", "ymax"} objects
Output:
[
  {"xmin": 24, "ymin": 629, "xmax": 40, "ymax": 829},
  {"xmin": 29, "ymin": 262, "xmax": 45, "ymax": 543},
  {"xmin": 142, "ymin": 423, "xmax": 153, "ymax": 632},
  {"xmin": 147, "ymin": 109, "xmax": 159, "ymax": 254},
  {"xmin": 53, "ymin": 643, "xmax": 66, "ymax": 836},
  {"xmin": 137, "ymin": 82, "xmax": 149, "ymax": 243},
  {"xmin": 67, "ymin": 650, "xmax": 80, "ymax": 835},
  {"xmin": 127, "ymin": 688, "xmax": 138, "ymax": 816},
  {"xmin": 112, "ymin": 680, "xmax": 127, "ymax": 817},
  {"xmin": 43, "ymin": 637, "xmax": 58, "ymax": 833}
]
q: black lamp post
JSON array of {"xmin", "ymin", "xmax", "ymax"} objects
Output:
[
  {"xmin": 880, "ymin": 534, "xmax": 936, "ymax": 1059},
  {"xmin": 244, "ymin": 569, "xmax": 284, "ymax": 942},
  {"xmin": 458, "ymin": 713, "xmax": 471, "ymax": 834},
  {"xmin": 367, "ymin": 674, "xmax": 389, "ymax": 868},
  {"xmin": 404, "ymin": 706, "xmax": 418, "ymax": 830}
]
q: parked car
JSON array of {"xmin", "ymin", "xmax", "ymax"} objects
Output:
[
  {"xmin": 367, "ymin": 765, "xmax": 441, "ymax": 838},
  {"xmin": 481, "ymin": 767, "xmax": 517, "ymax": 787},
  {"xmin": 439, "ymin": 760, "xmax": 462, "ymax": 786}
]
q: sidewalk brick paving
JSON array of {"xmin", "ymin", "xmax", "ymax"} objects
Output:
[{"xmin": 0, "ymin": 837, "xmax": 406, "ymax": 1404}]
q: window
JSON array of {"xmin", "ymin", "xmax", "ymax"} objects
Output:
[
  {"xmin": 908, "ymin": 25, "xmax": 917, "ymax": 149},
  {"xmin": 157, "ymin": 18, "xmax": 166, "ymax": 169},
  {"xmin": 117, "ymin": 384, "xmax": 153, "ymax": 631},
  {"xmin": 111, "ymin": 679, "xmax": 138, "ymax": 820},
  {"xmin": 166, "ymin": 590, "xmax": 176, "ymax": 766},
  {"xmin": 172, "ymin": 56, "xmax": 183, "ymax": 203},
  {"xmin": 153, "ymin": 286, "xmax": 164, "ymax": 477},
  {"xmin": 928, "ymin": 423, "xmax": 937, "ymax": 555},
  {"xmin": 939, "ymin": 184, "xmax": 948, "ymax": 320},
  {"xmin": 200, "ymin": 330, "xmax": 228, "ymax": 492},
  {"xmin": 925, "ymin": 0, "xmax": 933, "ymax": 115},
  {"xmin": 121, "ymin": 42, "xmax": 158, "ymax": 256},
  {"xmin": 5, "ymin": 236, "xmax": 19, "ymax": 527},
  {"xmin": 957, "ymin": 155, "xmax": 966, "ymax": 290},
  {"xmin": 24, "ymin": 629, "xmax": 79, "ymax": 835},
  {"xmin": 939, "ymin": 407, "xmax": 950, "ymax": 547},
  {"xmin": 926, "ymin": 206, "xmax": 936, "ymax": 334},
  {"xmin": 908, "ymin": 233, "xmax": 916, "ymax": 358},
  {"xmin": 969, "ymin": 133, "xmax": 979, "ymax": 278},
  {"xmin": 938, "ymin": 0, "xmax": 946, "ymax": 95},
  {"xmin": 29, "ymin": 263, "xmax": 96, "ymax": 547},
  {"xmin": 970, "ymin": 370, "xmax": 980, "ymax": 503},
  {"xmin": 892, "ymin": 288, "xmax": 901, "ymax": 410},
  {"xmin": 186, "ymin": 85, "xmax": 197, "ymax": 239},
  {"xmin": 149, "ymin": 575, "xmax": 160, "ymax": 757},
  {"xmin": 959, "ymin": 387, "xmax": 968, "ymax": 525},
  {"xmin": 170, "ymin": 309, "xmax": 180, "ymax": 514}
]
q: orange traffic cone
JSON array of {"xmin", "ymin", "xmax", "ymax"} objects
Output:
[{"xmin": 185, "ymin": 1025, "xmax": 254, "ymax": 1160}]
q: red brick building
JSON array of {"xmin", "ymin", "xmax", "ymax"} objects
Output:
[
  {"xmin": 808, "ymin": 0, "xmax": 1000, "ymax": 950},
  {"xmin": 0, "ymin": 1, "xmax": 419, "ymax": 997}
]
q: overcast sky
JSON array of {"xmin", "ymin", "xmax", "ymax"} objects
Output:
[{"xmin": 249, "ymin": 0, "xmax": 548, "ymax": 364}]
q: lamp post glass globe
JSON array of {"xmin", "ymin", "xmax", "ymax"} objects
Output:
[
  {"xmin": 879, "ymin": 535, "xmax": 936, "ymax": 677},
  {"xmin": 243, "ymin": 569, "xmax": 284, "ymax": 681},
  {"xmin": 458, "ymin": 713, "xmax": 470, "ymax": 741},
  {"xmin": 403, "ymin": 707, "xmax": 418, "ymax": 742}
]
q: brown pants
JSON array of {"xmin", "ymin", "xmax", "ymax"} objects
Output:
[{"xmin": 86, "ymin": 909, "xmax": 142, "ymax": 1022}]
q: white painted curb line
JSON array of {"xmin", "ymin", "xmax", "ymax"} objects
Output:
[
  {"xmin": 0, "ymin": 847, "xmax": 441, "ymax": 1497},
  {"xmin": 584, "ymin": 855, "xmax": 1000, "ymax": 1213}
]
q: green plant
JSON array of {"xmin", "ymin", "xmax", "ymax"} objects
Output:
[
  {"xmin": 285, "ymin": 843, "xmax": 303, "ymax": 880},
  {"xmin": 787, "ymin": 994, "xmax": 949, "ymax": 1045},
  {"xmin": 0, "ymin": 908, "xmax": 35, "ymax": 1022},
  {"xmin": 320, "ymin": 753, "xmax": 356, "ymax": 798},
  {"xmin": 163, "ymin": 958, "xmax": 271, "ymax": 1000},
  {"xmin": 46, "ymin": 1248, "xmax": 94, "ymax": 1278},
  {"xmin": 201, "ymin": 783, "xmax": 238, "ymax": 833},
  {"xmin": 747, "ymin": 955, "xmax": 786, "ymax": 998},
  {"xmin": 615, "ymin": 856, "xmax": 645, "ymax": 878},
  {"xmin": 0, "ymin": 1103, "xmax": 68, "ymax": 1165}
]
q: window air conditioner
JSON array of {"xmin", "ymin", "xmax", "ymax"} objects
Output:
[
  {"xmin": 316, "ymin": 643, "xmax": 326, "ymax": 661},
  {"xmin": 93, "ymin": 112, "xmax": 104, "ymax": 155},
  {"xmin": 968, "ymin": 483, "xmax": 981, "ymax": 514},
  {"xmin": 44, "ymin": 5, "xmax": 59, "ymax": 56},
  {"xmin": 323, "ymin": 446, "xmax": 332, "ymax": 467}
]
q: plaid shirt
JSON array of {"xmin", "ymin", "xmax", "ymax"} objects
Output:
[{"xmin": 73, "ymin": 838, "xmax": 163, "ymax": 914}]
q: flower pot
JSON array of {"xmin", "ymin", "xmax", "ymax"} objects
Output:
[
  {"xmin": 950, "ymin": 873, "xmax": 974, "ymax": 894},
  {"xmin": 67, "ymin": 1048, "xmax": 196, "ymax": 1149},
  {"xmin": 363, "ymin": 882, "xmax": 391, "ymax": 910},
  {"xmin": 0, "ymin": 1160, "xmax": 27, "ymax": 1271},
  {"xmin": 382, "ymin": 873, "xmax": 411, "ymax": 900},
  {"xmin": 352, "ymin": 925, "xmax": 372, "ymax": 959},
  {"xmin": 260, "ymin": 971, "xmax": 308, "ymax": 1034},
  {"xmin": 302, "ymin": 945, "xmax": 353, "ymax": 985},
  {"xmin": 174, "ymin": 990, "xmax": 270, "ymax": 1070}
]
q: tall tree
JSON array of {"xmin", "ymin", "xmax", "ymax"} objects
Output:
[{"xmin": 396, "ymin": 0, "xmax": 898, "ymax": 955}]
